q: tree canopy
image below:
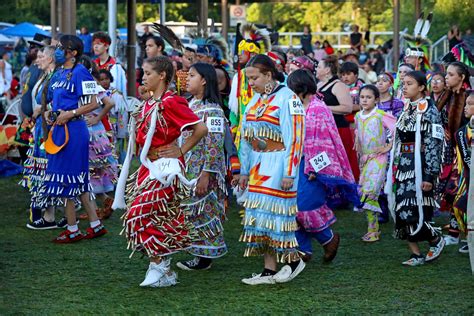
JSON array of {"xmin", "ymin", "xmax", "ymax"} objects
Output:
[{"xmin": 0, "ymin": 0, "xmax": 472, "ymax": 42}]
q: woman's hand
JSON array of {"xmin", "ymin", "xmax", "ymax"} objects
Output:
[
  {"xmin": 157, "ymin": 143, "xmax": 182, "ymax": 159},
  {"xmin": 44, "ymin": 110, "xmax": 53, "ymax": 125},
  {"xmin": 308, "ymin": 173, "xmax": 316, "ymax": 181},
  {"xmin": 195, "ymin": 171, "xmax": 210, "ymax": 196},
  {"xmin": 56, "ymin": 110, "xmax": 74, "ymax": 125},
  {"xmin": 281, "ymin": 178, "xmax": 294, "ymax": 191},
  {"xmin": 421, "ymin": 181, "xmax": 433, "ymax": 192},
  {"xmin": 86, "ymin": 116, "xmax": 100, "ymax": 127},
  {"xmin": 231, "ymin": 174, "xmax": 240, "ymax": 187},
  {"xmin": 239, "ymin": 175, "xmax": 249, "ymax": 190},
  {"xmin": 373, "ymin": 143, "xmax": 392, "ymax": 155}
]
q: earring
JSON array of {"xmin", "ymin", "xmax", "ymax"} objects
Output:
[
  {"xmin": 264, "ymin": 82, "xmax": 274, "ymax": 95},
  {"xmin": 70, "ymin": 57, "xmax": 76, "ymax": 64}
]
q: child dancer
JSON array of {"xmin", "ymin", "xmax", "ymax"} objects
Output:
[
  {"xmin": 354, "ymin": 85, "xmax": 396, "ymax": 242},
  {"xmin": 176, "ymin": 62, "xmax": 228, "ymax": 270},
  {"xmin": 79, "ymin": 57, "xmax": 118, "ymax": 220},
  {"xmin": 385, "ymin": 71, "xmax": 444, "ymax": 266},
  {"xmin": 98, "ymin": 69, "xmax": 130, "ymax": 165}
]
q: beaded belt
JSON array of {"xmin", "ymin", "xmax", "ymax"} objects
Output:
[
  {"xmin": 251, "ymin": 138, "xmax": 285, "ymax": 152},
  {"xmin": 400, "ymin": 142, "xmax": 415, "ymax": 153}
]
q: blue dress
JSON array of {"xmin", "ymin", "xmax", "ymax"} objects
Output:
[
  {"xmin": 239, "ymin": 85, "xmax": 305, "ymax": 263},
  {"xmin": 42, "ymin": 64, "xmax": 96, "ymax": 202}
]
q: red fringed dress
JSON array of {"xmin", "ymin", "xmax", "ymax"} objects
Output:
[{"xmin": 122, "ymin": 91, "xmax": 201, "ymax": 258}]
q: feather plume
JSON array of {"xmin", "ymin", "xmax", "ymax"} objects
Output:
[
  {"xmin": 413, "ymin": 12, "xmax": 424, "ymax": 36},
  {"xmin": 206, "ymin": 36, "xmax": 230, "ymax": 62},
  {"xmin": 239, "ymin": 23, "xmax": 271, "ymax": 53},
  {"xmin": 420, "ymin": 12, "xmax": 433, "ymax": 39},
  {"xmin": 152, "ymin": 23, "xmax": 184, "ymax": 52}
]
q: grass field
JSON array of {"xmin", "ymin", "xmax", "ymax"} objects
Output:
[{"xmin": 1, "ymin": 174, "xmax": 473, "ymax": 315}]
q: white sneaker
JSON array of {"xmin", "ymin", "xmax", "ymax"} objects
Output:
[
  {"xmin": 443, "ymin": 235, "xmax": 459, "ymax": 246},
  {"xmin": 459, "ymin": 243, "xmax": 469, "ymax": 254},
  {"xmin": 140, "ymin": 259, "xmax": 169, "ymax": 287},
  {"xmin": 425, "ymin": 237, "xmax": 445, "ymax": 262},
  {"xmin": 273, "ymin": 259, "xmax": 306, "ymax": 283},
  {"xmin": 151, "ymin": 271, "xmax": 178, "ymax": 287},
  {"xmin": 241, "ymin": 273, "xmax": 275, "ymax": 285}
]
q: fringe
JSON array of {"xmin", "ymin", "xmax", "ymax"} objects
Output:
[
  {"xmin": 242, "ymin": 192, "xmax": 298, "ymax": 216},
  {"xmin": 243, "ymin": 125, "xmax": 283, "ymax": 143},
  {"xmin": 241, "ymin": 243, "xmax": 301, "ymax": 263}
]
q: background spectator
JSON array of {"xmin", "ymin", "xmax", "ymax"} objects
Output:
[
  {"xmin": 350, "ymin": 25, "xmax": 363, "ymax": 52},
  {"xmin": 79, "ymin": 26, "xmax": 93, "ymax": 57},
  {"xmin": 301, "ymin": 26, "xmax": 313, "ymax": 56}
]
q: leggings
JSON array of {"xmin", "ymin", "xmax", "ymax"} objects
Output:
[{"xmin": 296, "ymin": 227, "xmax": 334, "ymax": 254}]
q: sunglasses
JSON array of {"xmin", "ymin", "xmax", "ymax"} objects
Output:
[{"xmin": 432, "ymin": 79, "xmax": 444, "ymax": 84}]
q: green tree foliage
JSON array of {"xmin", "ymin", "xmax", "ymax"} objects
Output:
[{"xmin": 0, "ymin": 0, "xmax": 471, "ymax": 42}]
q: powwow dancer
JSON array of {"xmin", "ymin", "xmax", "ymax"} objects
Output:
[
  {"xmin": 21, "ymin": 46, "xmax": 60, "ymax": 229},
  {"xmin": 43, "ymin": 35, "xmax": 107, "ymax": 243},
  {"xmin": 113, "ymin": 56, "xmax": 207, "ymax": 287},
  {"xmin": 78, "ymin": 58, "xmax": 118, "ymax": 221},
  {"xmin": 354, "ymin": 85, "xmax": 396, "ymax": 242},
  {"xmin": 176, "ymin": 63, "xmax": 229, "ymax": 271},
  {"xmin": 287, "ymin": 69, "xmax": 359, "ymax": 262},
  {"xmin": 436, "ymin": 62, "xmax": 470, "ymax": 246},
  {"xmin": 452, "ymin": 92, "xmax": 474, "ymax": 253},
  {"xmin": 229, "ymin": 23, "xmax": 271, "ymax": 151},
  {"xmin": 385, "ymin": 71, "xmax": 444, "ymax": 266},
  {"xmin": 238, "ymin": 55, "xmax": 305, "ymax": 285}
]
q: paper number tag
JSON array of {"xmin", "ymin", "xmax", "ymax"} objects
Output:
[
  {"xmin": 81, "ymin": 81, "xmax": 99, "ymax": 95},
  {"xmin": 309, "ymin": 152, "xmax": 331, "ymax": 173},
  {"xmin": 289, "ymin": 98, "xmax": 305, "ymax": 116},
  {"xmin": 432, "ymin": 124, "xmax": 444, "ymax": 140},
  {"xmin": 206, "ymin": 117, "xmax": 224, "ymax": 133}
]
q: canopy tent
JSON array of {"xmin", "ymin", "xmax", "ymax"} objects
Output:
[
  {"xmin": 0, "ymin": 22, "xmax": 50, "ymax": 38},
  {"xmin": 0, "ymin": 34, "xmax": 15, "ymax": 45}
]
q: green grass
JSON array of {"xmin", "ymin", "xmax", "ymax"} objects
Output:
[{"xmin": 1, "ymin": 174, "xmax": 473, "ymax": 315}]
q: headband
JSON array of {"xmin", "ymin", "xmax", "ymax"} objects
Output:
[
  {"xmin": 405, "ymin": 48, "xmax": 424, "ymax": 58},
  {"xmin": 378, "ymin": 72, "xmax": 394, "ymax": 84},
  {"xmin": 267, "ymin": 51, "xmax": 285, "ymax": 68}
]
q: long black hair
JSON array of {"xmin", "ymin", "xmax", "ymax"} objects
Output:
[
  {"xmin": 287, "ymin": 69, "xmax": 317, "ymax": 99},
  {"xmin": 59, "ymin": 34, "xmax": 84, "ymax": 63},
  {"xmin": 405, "ymin": 70, "xmax": 428, "ymax": 92},
  {"xmin": 190, "ymin": 62, "xmax": 221, "ymax": 105}
]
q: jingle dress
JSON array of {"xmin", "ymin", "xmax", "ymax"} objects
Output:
[
  {"xmin": 385, "ymin": 98, "xmax": 442, "ymax": 241},
  {"xmin": 296, "ymin": 95, "xmax": 359, "ymax": 252},
  {"xmin": 355, "ymin": 108, "xmax": 396, "ymax": 213},
  {"xmin": 181, "ymin": 99, "xmax": 228, "ymax": 258},
  {"xmin": 239, "ymin": 85, "xmax": 305, "ymax": 263},
  {"xmin": 86, "ymin": 89, "xmax": 118, "ymax": 194},
  {"xmin": 118, "ymin": 91, "xmax": 201, "ymax": 258},
  {"xmin": 20, "ymin": 71, "xmax": 57, "ymax": 212},
  {"xmin": 107, "ymin": 88, "xmax": 129, "ymax": 164},
  {"xmin": 42, "ymin": 64, "xmax": 97, "ymax": 204}
]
